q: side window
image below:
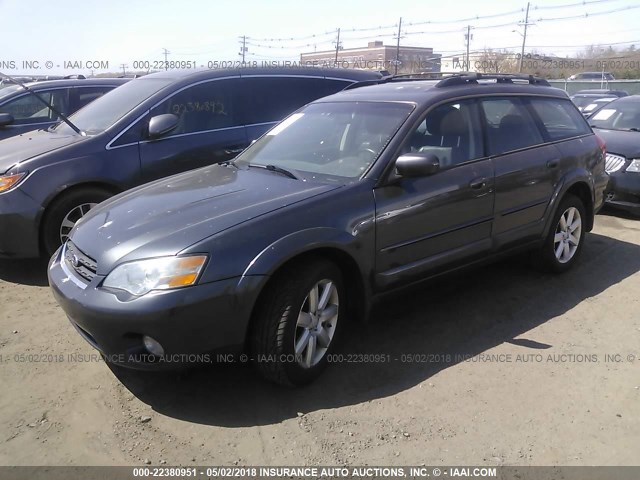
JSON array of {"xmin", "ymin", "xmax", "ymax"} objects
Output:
[
  {"xmin": 0, "ymin": 90, "xmax": 68, "ymax": 123},
  {"xmin": 74, "ymin": 87, "xmax": 115, "ymax": 111},
  {"xmin": 241, "ymin": 77, "xmax": 351, "ymax": 125},
  {"xmin": 480, "ymin": 98, "xmax": 544, "ymax": 155},
  {"xmin": 150, "ymin": 79, "xmax": 238, "ymax": 136},
  {"xmin": 111, "ymin": 114, "xmax": 147, "ymax": 147},
  {"xmin": 527, "ymin": 97, "xmax": 591, "ymax": 141},
  {"xmin": 404, "ymin": 99, "xmax": 483, "ymax": 168}
]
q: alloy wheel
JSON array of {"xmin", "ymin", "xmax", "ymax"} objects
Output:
[
  {"xmin": 554, "ymin": 206, "xmax": 582, "ymax": 264},
  {"xmin": 60, "ymin": 203, "xmax": 97, "ymax": 244},
  {"xmin": 294, "ymin": 279, "xmax": 339, "ymax": 368}
]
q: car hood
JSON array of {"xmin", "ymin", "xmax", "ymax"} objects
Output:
[
  {"xmin": 594, "ymin": 129, "xmax": 640, "ymax": 158},
  {"xmin": 70, "ymin": 164, "xmax": 340, "ymax": 274},
  {"xmin": 0, "ymin": 129, "xmax": 85, "ymax": 173}
]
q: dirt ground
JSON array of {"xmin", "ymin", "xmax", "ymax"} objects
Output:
[{"xmin": 0, "ymin": 212, "xmax": 638, "ymax": 467}]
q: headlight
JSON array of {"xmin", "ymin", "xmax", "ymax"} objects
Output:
[
  {"xmin": 626, "ymin": 159, "xmax": 640, "ymax": 173},
  {"xmin": 103, "ymin": 255, "xmax": 207, "ymax": 296},
  {"xmin": 0, "ymin": 172, "xmax": 27, "ymax": 193}
]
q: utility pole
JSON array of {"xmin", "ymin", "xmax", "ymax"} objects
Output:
[
  {"xmin": 120, "ymin": 63, "xmax": 127, "ymax": 76},
  {"xmin": 238, "ymin": 36, "xmax": 247, "ymax": 63},
  {"xmin": 519, "ymin": 2, "xmax": 531, "ymax": 73},
  {"xmin": 395, "ymin": 17, "xmax": 402, "ymax": 75},
  {"xmin": 162, "ymin": 48, "xmax": 170, "ymax": 70},
  {"xmin": 465, "ymin": 25, "xmax": 473, "ymax": 71},
  {"xmin": 334, "ymin": 28, "xmax": 341, "ymax": 66}
]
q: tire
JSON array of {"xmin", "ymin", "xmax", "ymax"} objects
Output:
[
  {"xmin": 249, "ymin": 259, "xmax": 346, "ymax": 386},
  {"xmin": 537, "ymin": 194, "xmax": 586, "ymax": 273},
  {"xmin": 42, "ymin": 187, "xmax": 112, "ymax": 257}
]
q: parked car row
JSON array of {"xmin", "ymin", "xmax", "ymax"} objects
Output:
[{"xmin": 44, "ymin": 72, "xmax": 609, "ymax": 386}]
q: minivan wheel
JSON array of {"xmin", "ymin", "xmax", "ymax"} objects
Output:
[
  {"xmin": 250, "ymin": 259, "xmax": 345, "ymax": 386},
  {"xmin": 538, "ymin": 194, "xmax": 586, "ymax": 273},
  {"xmin": 42, "ymin": 188, "xmax": 112, "ymax": 257}
]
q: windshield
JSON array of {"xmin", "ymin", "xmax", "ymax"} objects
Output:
[
  {"xmin": 235, "ymin": 102, "xmax": 414, "ymax": 182},
  {"xmin": 589, "ymin": 99, "xmax": 640, "ymax": 131},
  {"xmin": 54, "ymin": 77, "xmax": 173, "ymax": 135}
]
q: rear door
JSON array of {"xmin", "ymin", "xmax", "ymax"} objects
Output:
[
  {"xmin": 241, "ymin": 76, "xmax": 353, "ymax": 140},
  {"xmin": 139, "ymin": 78, "xmax": 247, "ymax": 182},
  {"xmin": 480, "ymin": 97, "xmax": 558, "ymax": 248}
]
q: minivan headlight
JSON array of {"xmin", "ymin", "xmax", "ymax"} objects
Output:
[
  {"xmin": 626, "ymin": 159, "xmax": 640, "ymax": 173},
  {"xmin": 0, "ymin": 172, "xmax": 27, "ymax": 193},
  {"xmin": 103, "ymin": 255, "xmax": 207, "ymax": 296}
]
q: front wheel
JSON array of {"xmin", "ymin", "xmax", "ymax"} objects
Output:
[
  {"xmin": 250, "ymin": 259, "xmax": 345, "ymax": 386},
  {"xmin": 42, "ymin": 188, "xmax": 112, "ymax": 257},
  {"xmin": 537, "ymin": 194, "xmax": 586, "ymax": 273}
]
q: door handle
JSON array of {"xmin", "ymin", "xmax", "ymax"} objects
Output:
[
  {"xmin": 224, "ymin": 147, "xmax": 244, "ymax": 155},
  {"xmin": 469, "ymin": 178, "xmax": 488, "ymax": 189},
  {"xmin": 546, "ymin": 159, "xmax": 559, "ymax": 169}
]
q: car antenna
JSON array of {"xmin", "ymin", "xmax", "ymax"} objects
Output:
[{"xmin": 0, "ymin": 70, "xmax": 84, "ymax": 135}]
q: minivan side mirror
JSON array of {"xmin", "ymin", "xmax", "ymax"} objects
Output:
[
  {"xmin": 395, "ymin": 152, "xmax": 440, "ymax": 177},
  {"xmin": 148, "ymin": 114, "xmax": 179, "ymax": 139},
  {"xmin": 0, "ymin": 113, "xmax": 14, "ymax": 127}
]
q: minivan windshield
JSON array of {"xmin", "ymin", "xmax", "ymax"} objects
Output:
[
  {"xmin": 53, "ymin": 77, "xmax": 173, "ymax": 135},
  {"xmin": 235, "ymin": 102, "xmax": 414, "ymax": 182}
]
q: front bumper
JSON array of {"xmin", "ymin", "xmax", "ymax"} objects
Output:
[
  {"xmin": 48, "ymin": 246, "xmax": 266, "ymax": 370},
  {"xmin": 0, "ymin": 187, "xmax": 43, "ymax": 258},
  {"xmin": 605, "ymin": 171, "xmax": 640, "ymax": 216}
]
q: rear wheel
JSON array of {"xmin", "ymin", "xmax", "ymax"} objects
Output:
[
  {"xmin": 42, "ymin": 188, "xmax": 112, "ymax": 257},
  {"xmin": 537, "ymin": 194, "xmax": 586, "ymax": 273},
  {"xmin": 250, "ymin": 259, "xmax": 345, "ymax": 386}
]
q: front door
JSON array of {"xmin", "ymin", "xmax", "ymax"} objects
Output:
[
  {"xmin": 374, "ymin": 99, "xmax": 495, "ymax": 290},
  {"xmin": 139, "ymin": 78, "xmax": 248, "ymax": 182}
]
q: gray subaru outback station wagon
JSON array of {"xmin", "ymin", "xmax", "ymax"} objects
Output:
[{"xmin": 49, "ymin": 73, "xmax": 609, "ymax": 386}]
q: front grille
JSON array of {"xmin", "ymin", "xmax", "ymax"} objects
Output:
[
  {"xmin": 64, "ymin": 241, "xmax": 97, "ymax": 282},
  {"xmin": 605, "ymin": 153, "xmax": 626, "ymax": 174}
]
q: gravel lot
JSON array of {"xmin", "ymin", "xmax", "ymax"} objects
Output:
[{"xmin": 0, "ymin": 212, "xmax": 638, "ymax": 466}]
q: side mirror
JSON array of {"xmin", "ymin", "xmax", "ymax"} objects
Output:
[
  {"xmin": 0, "ymin": 113, "xmax": 14, "ymax": 127},
  {"xmin": 148, "ymin": 114, "xmax": 179, "ymax": 139},
  {"xmin": 395, "ymin": 152, "xmax": 440, "ymax": 177}
]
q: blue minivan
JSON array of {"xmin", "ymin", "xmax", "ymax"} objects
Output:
[{"xmin": 0, "ymin": 67, "xmax": 385, "ymax": 258}]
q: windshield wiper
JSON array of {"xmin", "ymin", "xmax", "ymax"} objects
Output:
[
  {"xmin": 0, "ymin": 71, "xmax": 84, "ymax": 136},
  {"xmin": 628, "ymin": 128, "xmax": 640, "ymax": 132},
  {"xmin": 249, "ymin": 164, "xmax": 299, "ymax": 180}
]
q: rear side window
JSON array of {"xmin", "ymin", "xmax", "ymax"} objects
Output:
[
  {"xmin": 74, "ymin": 86, "xmax": 115, "ymax": 110},
  {"xmin": 528, "ymin": 97, "xmax": 591, "ymax": 141},
  {"xmin": 150, "ymin": 79, "xmax": 239, "ymax": 135},
  {"xmin": 240, "ymin": 77, "xmax": 352, "ymax": 125},
  {"xmin": 480, "ymin": 98, "xmax": 544, "ymax": 156}
]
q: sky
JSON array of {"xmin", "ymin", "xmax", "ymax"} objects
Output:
[{"xmin": 1, "ymin": 0, "xmax": 639, "ymax": 76}]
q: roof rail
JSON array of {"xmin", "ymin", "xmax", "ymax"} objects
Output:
[{"xmin": 435, "ymin": 73, "xmax": 550, "ymax": 87}]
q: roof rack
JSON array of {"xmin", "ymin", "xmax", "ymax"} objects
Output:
[
  {"xmin": 435, "ymin": 73, "xmax": 550, "ymax": 87},
  {"xmin": 342, "ymin": 71, "xmax": 551, "ymax": 91}
]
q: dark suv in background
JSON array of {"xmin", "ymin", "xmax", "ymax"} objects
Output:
[
  {"xmin": 49, "ymin": 73, "xmax": 608, "ymax": 386},
  {"xmin": 0, "ymin": 78, "xmax": 128, "ymax": 140},
  {"xmin": 0, "ymin": 67, "xmax": 385, "ymax": 258}
]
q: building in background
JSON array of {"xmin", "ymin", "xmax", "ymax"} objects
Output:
[{"xmin": 300, "ymin": 41, "xmax": 440, "ymax": 74}]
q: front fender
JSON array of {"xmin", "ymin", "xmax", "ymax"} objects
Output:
[{"xmin": 238, "ymin": 227, "xmax": 374, "ymax": 322}]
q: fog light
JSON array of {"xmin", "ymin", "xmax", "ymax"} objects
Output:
[{"xmin": 142, "ymin": 335, "xmax": 164, "ymax": 356}]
